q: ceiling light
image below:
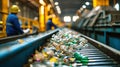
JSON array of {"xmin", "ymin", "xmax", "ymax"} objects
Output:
[
  {"xmin": 85, "ymin": 2, "xmax": 90, "ymax": 5},
  {"xmin": 114, "ymin": 3, "xmax": 119, "ymax": 11},
  {"xmin": 39, "ymin": 0, "xmax": 45, "ymax": 5},
  {"xmin": 64, "ymin": 16, "xmax": 71, "ymax": 22},
  {"xmin": 55, "ymin": 2, "xmax": 59, "ymax": 5},
  {"xmin": 82, "ymin": 5, "xmax": 86, "ymax": 8},
  {"xmin": 73, "ymin": 16, "xmax": 79, "ymax": 22},
  {"xmin": 56, "ymin": 6, "xmax": 61, "ymax": 14}
]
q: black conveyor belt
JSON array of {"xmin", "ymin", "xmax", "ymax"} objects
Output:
[{"xmin": 76, "ymin": 43, "xmax": 120, "ymax": 67}]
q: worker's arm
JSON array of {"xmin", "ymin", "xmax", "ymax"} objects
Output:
[{"xmin": 12, "ymin": 17, "xmax": 24, "ymax": 34}]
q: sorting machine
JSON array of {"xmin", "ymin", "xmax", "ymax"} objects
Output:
[
  {"xmin": 72, "ymin": 6, "xmax": 120, "ymax": 50},
  {"xmin": 0, "ymin": 28, "xmax": 120, "ymax": 67}
]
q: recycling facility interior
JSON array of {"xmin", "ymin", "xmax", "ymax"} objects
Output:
[{"xmin": 0, "ymin": 0, "xmax": 120, "ymax": 67}]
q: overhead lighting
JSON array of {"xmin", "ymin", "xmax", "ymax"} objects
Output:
[
  {"xmin": 114, "ymin": 3, "xmax": 119, "ymax": 11},
  {"xmin": 55, "ymin": 2, "xmax": 59, "ymax": 5},
  {"xmin": 39, "ymin": 0, "xmax": 45, "ymax": 5},
  {"xmin": 85, "ymin": 2, "xmax": 90, "ymax": 5},
  {"xmin": 82, "ymin": 5, "xmax": 86, "ymax": 8},
  {"xmin": 73, "ymin": 16, "xmax": 79, "ymax": 22},
  {"xmin": 56, "ymin": 6, "xmax": 61, "ymax": 14},
  {"xmin": 64, "ymin": 16, "xmax": 71, "ymax": 22}
]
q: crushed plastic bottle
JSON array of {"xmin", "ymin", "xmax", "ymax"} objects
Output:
[{"xmin": 26, "ymin": 28, "xmax": 89, "ymax": 67}]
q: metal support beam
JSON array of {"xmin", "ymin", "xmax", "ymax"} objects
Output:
[{"xmin": 1, "ymin": 0, "xmax": 9, "ymax": 37}]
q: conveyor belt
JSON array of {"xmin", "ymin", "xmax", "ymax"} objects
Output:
[
  {"xmin": 75, "ymin": 43, "xmax": 120, "ymax": 67},
  {"xmin": 30, "ymin": 43, "xmax": 120, "ymax": 67},
  {"xmin": 30, "ymin": 41, "xmax": 120, "ymax": 67},
  {"xmin": 0, "ymin": 29, "xmax": 59, "ymax": 67},
  {"xmin": 0, "ymin": 29, "xmax": 120, "ymax": 67}
]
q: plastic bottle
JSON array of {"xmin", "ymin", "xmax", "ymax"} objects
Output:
[{"xmin": 74, "ymin": 52, "xmax": 89, "ymax": 65}]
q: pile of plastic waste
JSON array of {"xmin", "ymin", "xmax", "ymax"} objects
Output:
[{"xmin": 26, "ymin": 28, "xmax": 89, "ymax": 67}]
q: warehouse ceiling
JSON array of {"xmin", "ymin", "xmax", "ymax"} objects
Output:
[{"xmin": 53, "ymin": 0, "xmax": 93, "ymax": 21}]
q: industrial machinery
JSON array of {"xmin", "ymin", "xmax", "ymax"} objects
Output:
[
  {"xmin": 72, "ymin": 6, "xmax": 120, "ymax": 51},
  {"xmin": 0, "ymin": 28, "xmax": 120, "ymax": 67}
]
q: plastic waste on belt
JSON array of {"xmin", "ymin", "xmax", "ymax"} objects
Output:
[{"xmin": 26, "ymin": 28, "xmax": 89, "ymax": 67}]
